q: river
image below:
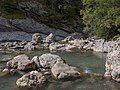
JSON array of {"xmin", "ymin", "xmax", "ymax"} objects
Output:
[{"xmin": 0, "ymin": 50, "xmax": 120, "ymax": 90}]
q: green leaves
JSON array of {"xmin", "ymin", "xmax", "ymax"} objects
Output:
[{"xmin": 81, "ymin": 0, "xmax": 120, "ymax": 39}]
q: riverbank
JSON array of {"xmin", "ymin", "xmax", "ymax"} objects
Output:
[{"xmin": 0, "ymin": 32, "xmax": 120, "ymax": 88}]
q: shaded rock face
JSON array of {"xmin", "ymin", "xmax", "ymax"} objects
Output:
[
  {"xmin": 104, "ymin": 38, "xmax": 120, "ymax": 82},
  {"xmin": 16, "ymin": 71, "xmax": 46, "ymax": 87},
  {"xmin": 11, "ymin": 18, "xmax": 69, "ymax": 38},
  {"xmin": 0, "ymin": 16, "xmax": 15, "ymax": 31},
  {"xmin": 0, "ymin": 0, "xmax": 83, "ymax": 42},
  {"xmin": 7, "ymin": 54, "xmax": 36, "ymax": 71},
  {"xmin": 24, "ymin": 42, "xmax": 35, "ymax": 51},
  {"xmin": 51, "ymin": 62, "xmax": 80, "ymax": 79},
  {"xmin": 17, "ymin": 0, "xmax": 83, "ymax": 33},
  {"xmin": 0, "ymin": 17, "xmax": 32, "ymax": 42},
  {"xmin": 0, "ymin": 17, "xmax": 68, "ymax": 42}
]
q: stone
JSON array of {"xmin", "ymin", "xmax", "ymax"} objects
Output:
[
  {"xmin": 44, "ymin": 33, "xmax": 55, "ymax": 44},
  {"xmin": 69, "ymin": 39, "xmax": 86, "ymax": 49},
  {"xmin": 31, "ymin": 56, "xmax": 41, "ymax": 68},
  {"xmin": 92, "ymin": 39, "xmax": 105, "ymax": 52},
  {"xmin": 24, "ymin": 42, "xmax": 35, "ymax": 51},
  {"xmin": 31, "ymin": 33, "xmax": 42, "ymax": 44},
  {"xmin": 7, "ymin": 54, "xmax": 36, "ymax": 71},
  {"xmin": 2, "ymin": 68, "xmax": 9, "ymax": 72},
  {"xmin": 49, "ymin": 42, "xmax": 65, "ymax": 52},
  {"xmin": 16, "ymin": 71, "xmax": 46, "ymax": 87},
  {"xmin": 62, "ymin": 33, "xmax": 84, "ymax": 43},
  {"xmin": 111, "ymin": 66, "xmax": 120, "ymax": 82},
  {"xmin": 51, "ymin": 62, "xmax": 80, "ymax": 79},
  {"xmin": 39, "ymin": 53, "xmax": 65, "ymax": 68},
  {"xmin": 0, "ymin": 68, "xmax": 10, "ymax": 77}
]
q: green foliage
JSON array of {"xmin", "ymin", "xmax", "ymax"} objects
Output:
[
  {"xmin": 0, "ymin": 0, "xmax": 26, "ymax": 19},
  {"xmin": 81, "ymin": 0, "xmax": 120, "ymax": 39},
  {"xmin": 45, "ymin": 0, "xmax": 82, "ymax": 22}
]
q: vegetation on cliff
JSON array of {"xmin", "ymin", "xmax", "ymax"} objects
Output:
[
  {"xmin": 0, "ymin": 0, "xmax": 26, "ymax": 19},
  {"xmin": 81, "ymin": 0, "xmax": 120, "ymax": 39},
  {"xmin": 0, "ymin": 0, "xmax": 120, "ymax": 39}
]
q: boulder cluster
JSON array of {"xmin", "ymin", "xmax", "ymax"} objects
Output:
[
  {"xmin": 0, "ymin": 33, "xmax": 55, "ymax": 51},
  {"xmin": 0, "ymin": 32, "xmax": 120, "ymax": 83},
  {"xmin": 104, "ymin": 37, "xmax": 120, "ymax": 82},
  {"xmin": 3, "ymin": 53, "xmax": 81, "ymax": 87}
]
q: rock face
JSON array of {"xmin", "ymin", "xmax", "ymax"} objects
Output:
[
  {"xmin": 51, "ymin": 62, "xmax": 80, "ymax": 79},
  {"xmin": 0, "ymin": 17, "xmax": 32, "ymax": 42},
  {"xmin": 16, "ymin": 71, "xmax": 46, "ymax": 87},
  {"xmin": 7, "ymin": 54, "xmax": 36, "ymax": 71},
  {"xmin": 17, "ymin": 0, "xmax": 83, "ymax": 33},
  {"xmin": 0, "ymin": 17, "xmax": 69, "ymax": 42},
  {"xmin": 104, "ymin": 38, "xmax": 120, "ymax": 82}
]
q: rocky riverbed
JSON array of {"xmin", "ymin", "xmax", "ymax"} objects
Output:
[
  {"xmin": 0, "ymin": 0, "xmax": 120, "ymax": 89},
  {"xmin": 0, "ymin": 32, "xmax": 120, "ymax": 89},
  {"xmin": 0, "ymin": 49, "xmax": 120, "ymax": 90}
]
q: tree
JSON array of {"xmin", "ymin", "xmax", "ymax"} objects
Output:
[{"xmin": 81, "ymin": 0, "xmax": 120, "ymax": 39}]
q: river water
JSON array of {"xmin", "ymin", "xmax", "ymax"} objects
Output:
[{"xmin": 0, "ymin": 50, "xmax": 120, "ymax": 90}]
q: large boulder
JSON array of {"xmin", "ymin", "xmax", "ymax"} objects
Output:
[
  {"xmin": 51, "ymin": 62, "xmax": 81, "ymax": 79},
  {"xmin": 16, "ymin": 71, "xmax": 46, "ymax": 87},
  {"xmin": 7, "ymin": 54, "xmax": 36, "ymax": 71},
  {"xmin": 43, "ymin": 33, "xmax": 55, "ymax": 44},
  {"xmin": 104, "ymin": 37, "xmax": 120, "ymax": 82},
  {"xmin": 31, "ymin": 33, "xmax": 42, "ymax": 44},
  {"xmin": 38, "ymin": 53, "xmax": 65, "ymax": 68}
]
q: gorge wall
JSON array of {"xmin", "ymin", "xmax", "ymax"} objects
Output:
[{"xmin": 0, "ymin": 0, "xmax": 83, "ymax": 42}]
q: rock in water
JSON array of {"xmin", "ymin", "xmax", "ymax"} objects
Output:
[
  {"xmin": 44, "ymin": 33, "xmax": 55, "ymax": 44},
  {"xmin": 38, "ymin": 53, "xmax": 65, "ymax": 68},
  {"xmin": 24, "ymin": 42, "xmax": 35, "ymax": 51},
  {"xmin": 51, "ymin": 62, "xmax": 80, "ymax": 80},
  {"xmin": 31, "ymin": 33, "xmax": 42, "ymax": 44},
  {"xmin": 7, "ymin": 54, "xmax": 36, "ymax": 71},
  {"xmin": 104, "ymin": 37, "xmax": 120, "ymax": 82},
  {"xmin": 16, "ymin": 71, "xmax": 46, "ymax": 87},
  {"xmin": 24, "ymin": 33, "xmax": 43, "ymax": 51}
]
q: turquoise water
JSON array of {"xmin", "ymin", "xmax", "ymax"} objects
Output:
[{"xmin": 0, "ymin": 50, "xmax": 120, "ymax": 90}]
